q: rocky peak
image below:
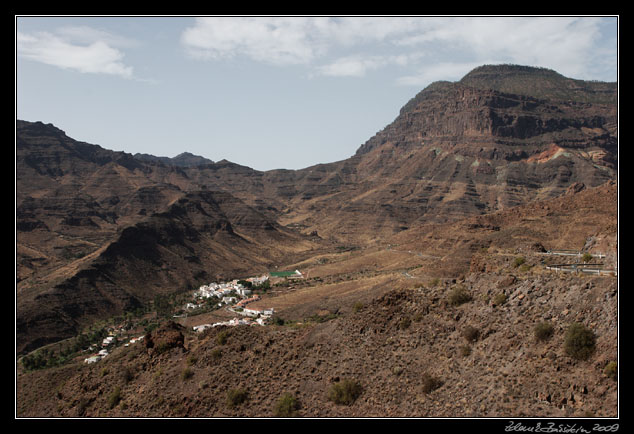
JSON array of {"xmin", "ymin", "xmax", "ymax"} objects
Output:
[
  {"xmin": 459, "ymin": 64, "xmax": 617, "ymax": 105},
  {"xmin": 355, "ymin": 65, "xmax": 616, "ymax": 158},
  {"xmin": 134, "ymin": 151, "xmax": 214, "ymax": 167}
]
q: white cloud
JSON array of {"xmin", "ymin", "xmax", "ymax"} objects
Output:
[
  {"xmin": 395, "ymin": 61, "xmax": 494, "ymax": 86},
  {"xmin": 55, "ymin": 25, "xmax": 140, "ymax": 48},
  {"xmin": 17, "ymin": 29, "xmax": 134, "ymax": 78},
  {"xmin": 314, "ymin": 54, "xmax": 414, "ymax": 78},
  {"xmin": 180, "ymin": 16, "xmax": 614, "ymax": 84},
  {"xmin": 181, "ymin": 17, "xmax": 423, "ymax": 65},
  {"xmin": 393, "ymin": 17, "xmax": 607, "ymax": 81},
  {"xmin": 314, "ymin": 56, "xmax": 386, "ymax": 77},
  {"xmin": 181, "ymin": 17, "xmax": 331, "ymax": 65}
]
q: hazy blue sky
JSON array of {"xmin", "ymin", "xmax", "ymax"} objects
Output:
[{"xmin": 16, "ymin": 16, "xmax": 618, "ymax": 171}]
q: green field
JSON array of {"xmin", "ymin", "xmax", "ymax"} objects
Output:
[{"xmin": 270, "ymin": 270, "xmax": 300, "ymax": 278}]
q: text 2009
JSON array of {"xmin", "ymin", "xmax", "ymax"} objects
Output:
[{"xmin": 593, "ymin": 425, "xmax": 619, "ymax": 432}]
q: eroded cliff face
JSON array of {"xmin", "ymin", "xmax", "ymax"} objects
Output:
[
  {"xmin": 302, "ymin": 73, "xmax": 616, "ymax": 239},
  {"xmin": 16, "ymin": 64, "xmax": 617, "ymax": 354}
]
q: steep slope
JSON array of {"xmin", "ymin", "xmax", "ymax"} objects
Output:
[
  {"xmin": 16, "ymin": 189, "xmax": 315, "ymax": 354},
  {"xmin": 17, "ymin": 182, "xmax": 618, "ymax": 418},
  {"xmin": 16, "ymin": 64, "xmax": 617, "ymax": 355},
  {"xmin": 280, "ymin": 67, "xmax": 618, "ymax": 239}
]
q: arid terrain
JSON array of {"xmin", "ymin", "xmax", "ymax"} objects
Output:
[{"xmin": 16, "ymin": 64, "xmax": 618, "ymax": 419}]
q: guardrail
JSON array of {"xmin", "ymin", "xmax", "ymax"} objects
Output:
[
  {"xmin": 545, "ymin": 263, "xmax": 617, "ymax": 276},
  {"xmin": 541, "ymin": 250, "xmax": 606, "ymax": 258}
]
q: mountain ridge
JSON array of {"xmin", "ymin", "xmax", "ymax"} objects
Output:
[
  {"xmin": 15, "ymin": 64, "xmax": 618, "ymax": 418},
  {"xmin": 16, "ymin": 63, "xmax": 618, "ymax": 354},
  {"xmin": 133, "ymin": 152, "xmax": 215, "ymax": 168}
]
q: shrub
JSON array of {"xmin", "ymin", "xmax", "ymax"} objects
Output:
[
  {"xmin": 582, "ymin": 253, "xmax": 593, "ymax": 263},
  {"xmin": 210, "ymin": 348, "xmax": 222, "ymax": 360},
  {"xmin": 448, "ymin": 286, "xmax": 472, "ymax": 306},
  {"xmin": 121, "ymin": 367, "xmax": 134, "ymax": 384},
  {"xmin": 462, "ymin": 325, "xmax": 480, "ymax": 343},
  {"xmin": 226, "ymin": 388, "xmax": 249, "ymax": 409},
  {"xmin": 564, "ymin": 323, "xmax": 596, "ymax": 360},
  {"xmin": 181, "ymin": 367, "xmax": 193, "ymax": 381},
  {"xmin": 272, "ymin": 316, "xmax": 285, "ymax": 326},
  {"xmin": 493, "ymin": 293, "xmax": 508, "ymax": 306},
  {"xmin": 513, "ymin": 257, "xmax": 526, "ymax": 268},
  {"xmin": 76, "ymin": 398, "xmax": 90, "ymax": 416},
  {"xmin": 398, "ymin": 317, "xmax": 412, "ymax": 330},
  {"xmin": 216, "ymin": 330, "xmax": 229, "ymax": 345},
  {"xmin": 154, "ymin": 342, "xmax": 172, "ymax": 355},
  {"xmin": 519, "ymin": 264, "xmax": 532, "ymax": 273},
  {"xmin": 353, "ymin": 301, "xmax": 364, "ymax": 312},
  {"xmin": 534, "ymin": 322, "xmax": 555, "ymax": 342},
  {"xmin": 421, "ymin": 373, "xmax": 443, "ymax": 394},
  {"xmin": 460, "ymin": 345, "xmax": 472, "ymax": 357},
  {"xmin": 604, "ymin": 361, "xmax": 617, "ymax": 380},
  {"xmin": 274, "ymin": 392, "xmax": 301, "ymax": 417},
  {"xmin": 108, "ymin": 386, "xmax": 121, "ymax": 409},
  {"xmin": 328, "ymin": 378, "xmax": 363, "ymax": 405}
]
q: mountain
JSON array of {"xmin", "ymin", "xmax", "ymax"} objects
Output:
[
  {"xmin": 15, "ymin": 64, "xmax": 618, "ymax": 418},
  {"xmin": 16, "ymin": 121, "xmax": 318, "ymax": 353},
  {"xmin": 17, "ymin": 182, "xmax": 617, "ymax": 418},
  {"xmin": 133, "ymin": 152, "xmax": 214, "ymax": 167},
  {"xmin": 275, "ymin": 65, "xmax": 616, "ymax": 241},
  {"xmin": 16, "ymin": 64, "xmax": 617, "ymax": 354},
  {"xmin": 459, "ymin": 64, "xmax": 617, "ymax": 105}
]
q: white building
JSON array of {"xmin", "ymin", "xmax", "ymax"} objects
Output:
[
  {"xmin": 193, "ymin": 324, "xmax": 213, "ymax": 332},
  {"xmin": 243, "ymin": 307, "xmax": 262, "ymax": 317},
  {"xmin": 263, "ymin": 308, "xmax": 275, "ymax": 316},
  {"xmin": 236, "ymin": 287, "xmax": 252, "ymax": 297}
]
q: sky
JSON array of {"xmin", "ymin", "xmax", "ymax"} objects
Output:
[{"xmin": 15, "ymin": 16, "xmax": 619, "ymax": 171}]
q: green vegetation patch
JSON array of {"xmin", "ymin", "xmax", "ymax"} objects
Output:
[
  {"xmin": 216, "ymin": 330, "xmax": 229, "ymax": 345},
  {"xmin": 513, "ymin": 256, "xmax": 526, "ymax": 268},
  {"xmin": 462, "ymin": 325, "xmax": 480, "ymax": 343},
  {"xmin": 421, "ymin": 373, "xmax": 443, "ymax": 394},
  {"xmin": 448, "ymin": 285, "xmax": 472, "ymax": 306},
  {"xmin": 534, "ymin": 322, "xmax": 555, "ymax": 342},
  {"xmin": 564, "ymin": 323, "xmax": 596, "ymax": 360},
  {"xmin": 398, "ymin": 317, "xmax": 412, "ymax": 330},
  {"xmin": 270, "ymin": 270, "xmax": 299, "ymax": 277},
  {"xmin": 181, "ymin": 367, "xmax": 194, "ymax": 381},
  {"xmin": 226, "ymin": 388, "xmax": 249, "ymax": 409},
  {"xmin": 493, "ymin": 293, "xmax": 508, "ymax": 306},
  {"xmin": 604, "ymin": 361, "xmax": 617, "ymax": 380},
  {"xmin": 274, "ymin": 392, "xmax": 301, "ymax": 417},
  {"xmin": 108, "ymin": 386, "xmax": 122, "ymax": 409},
  {"xmin": 328, "ymin": 378, "xmax": 363, "ymax": 406}
]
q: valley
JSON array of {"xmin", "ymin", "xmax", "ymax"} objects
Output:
[{"xmin": 15, "ymin": 64, "xmax": 618, "ymax": 419}]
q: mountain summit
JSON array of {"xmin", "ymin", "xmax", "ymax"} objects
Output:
[
  {"xmin": 459, "ymin": 64, "xmax": 617, "ymax": 104},
  {"xmin": 133, "ymin": 152, "xmax": 214, "ymax": 167}
]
